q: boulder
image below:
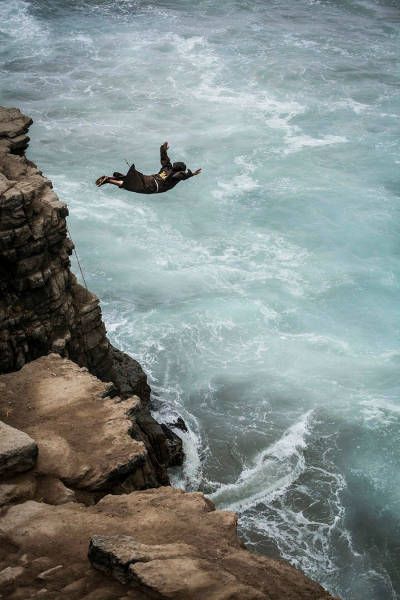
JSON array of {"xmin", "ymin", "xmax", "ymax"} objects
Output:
[{"xmin": 0, "ymin": 421, "xmax": 38, "ymax": 476}]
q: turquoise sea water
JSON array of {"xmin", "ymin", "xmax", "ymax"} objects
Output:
[{"xmin": 1, "ymin": 1, "xmax": 399, "ymax": 597}]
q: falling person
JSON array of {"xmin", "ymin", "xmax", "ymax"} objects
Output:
[{"xmin": 95, "ymin": 142, "xmax": 201, "ymax": 194}]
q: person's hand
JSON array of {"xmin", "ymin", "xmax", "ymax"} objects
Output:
[
  {"xmin": 163, "ymin": 141, "xmax": 169, "ymax": 150},
  {"xmin": 193, "ymin": 168, "xmax": 202, "ymax": 176}
]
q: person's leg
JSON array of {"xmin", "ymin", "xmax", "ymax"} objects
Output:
[
  {"xmin": 107, "ymin": 177, "xmax": 124, "ymax": 187},
  {"xmin": 95, "ymin": 175, "xmax": 123, "ymax": 187},
  {"xmin": 123, "ymin": 165, "xmax": 146, "ymax": 192}
]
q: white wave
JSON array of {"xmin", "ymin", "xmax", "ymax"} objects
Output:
[
  {"xmin": 148, "ymin": 378, "xmax": 205, "ymax": 491},
  {"xmin": 162, "ymin": 32, "xmax": 219, "ymax": 75},
  {"xmin": 360, "ymin": 397, "xmax": 400, "ymax": 426},
  {"xmin": 168, "ymin": 34, "xmax": 210, "ymax": 57},
  {"xmin": 194, "ymin": 82, "xmax": 303, "ymax": 116},
  {"xmin": 330, "ymin": 98, "xmax": 370, "ymax": 114},
  {"xmin": 0, "ymin": 0, "xmax": 48, "ymax": 43},
  {"xmin": 209, "ymin": 411, "xmax": 313, "ymax": 511},
  {"xmin": 168, "ymin": 417, "xmax": 204, "ymax": 491},
  {"xmin": 279, "ymin": 332, "xmax": 351, "ymax": 356},
  {"xmin": 283, "ymin": 133, "xmax": 348, "ymax": 154},
  {"xmin": 234, "ymin": 155, "xmax": 257, "ymax": 173},
  {"xmin": 213, "ymin": 172, "xmax": 259, "ymax": 201},
  {"xmin": 213, "ymin": 153, "xmax": 259, "ymax": 200},
  {"xmin": 240, "ymin": 464, "xmax": 350, "ymax": 577}
]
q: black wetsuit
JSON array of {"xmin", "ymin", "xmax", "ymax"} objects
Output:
[{"xmin": 120, "ymin": 144, "xmax": 194, "ymax": 194}]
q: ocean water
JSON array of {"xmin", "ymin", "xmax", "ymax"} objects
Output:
[{"xmin": 1, "ymin": 0, "xmax": 399, "ymax": 597}]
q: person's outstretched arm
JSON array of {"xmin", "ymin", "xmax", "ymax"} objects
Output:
[
  {"xmin": 160, "ymin": 141, "xmax": 172, "ymax": 167},
  {"xmin": 172, "ymin": 168, "xmax": 202, "ymax": 180}
]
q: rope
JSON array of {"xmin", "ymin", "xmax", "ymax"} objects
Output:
[
  {"xmin": 65, "ymin": 222, "xmax": 91, "ymax": 361},
  {"xmin": 66, "ymin": 224, "xmax": 89, "ymax": 290}
]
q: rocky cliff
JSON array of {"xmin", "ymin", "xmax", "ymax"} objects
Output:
[
  {"xmin": 0, "ymin": 354, "xmax": 337, "ymax": 599},
  {"xmin": 0, "ymin": 106, "xmax": 181, "ymax": 486},
  {"xmin": 0, "ymin": 107, "xmax": 337, "ymax": 599}
]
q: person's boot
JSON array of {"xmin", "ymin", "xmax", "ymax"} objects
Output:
[{"xmin": 95, "ymin": 175, "xmax": 109, "ymax": 187}]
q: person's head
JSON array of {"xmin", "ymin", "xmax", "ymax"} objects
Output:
[{"xmin": 172, "ymin": 161, "xmax": 186, "ymax": 172}]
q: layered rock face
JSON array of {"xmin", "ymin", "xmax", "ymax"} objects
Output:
[
  {"xmin": 0, "ymin": 107, "xmax": 146, "ymax": 397},
  {"xmin": 0, "ymin": 106, "xmax": 181, "ymax": 483}
]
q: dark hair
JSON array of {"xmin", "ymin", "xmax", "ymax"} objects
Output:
[{"xmin": 172, "ymin": 161, "xmax": 186, "ymax": 172}]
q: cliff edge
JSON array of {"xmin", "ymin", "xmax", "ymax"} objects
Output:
[{"xmin": 0, "ymin": 106, "xmax": 181, "ymax": 486}]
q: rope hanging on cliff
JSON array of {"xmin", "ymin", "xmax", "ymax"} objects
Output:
[{"xmin": 66, "ymin": 224, "xmax": 89, "ymax": 290}]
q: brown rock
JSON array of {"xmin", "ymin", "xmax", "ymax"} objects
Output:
[
  {"xmin": 0, "ymin": 106, "xmax": 32, "ymax": 147},
  {"xmin": 130, "ymin": 557, "xmax": 265, "ymax": 599},
  {"xmin": 0, "ymin": 421, "xmax": 38, "ymax": 476},
  {"xmin": 88, "ymin": 535, "xmax": 196, "ymax": 583},
  {"xmin": 89, "ymin": 536, "xmax": 265, "ymax": 599},
  {"xmin": 0, "ymin": 488, "xmax": 336, "ymax": 600},
  {"xmin": 0, "ymin": 355, "xmax": 159, "ymax": 492},
  {"xmin": 35, "ymin": 476, "xmax": 76, "ymax": 505}
]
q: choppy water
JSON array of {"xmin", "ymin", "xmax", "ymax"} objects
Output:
[{"xmin": 1, "ymin": 1, "xmax": 400, "ymax": 597}]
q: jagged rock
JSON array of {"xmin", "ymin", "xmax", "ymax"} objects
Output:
[
  {"xmin": 0, "ymin": 107, "xmax": 32, "ymax": 155},
  {"xmin": 0, "ymin": 354, "xmax": 161, "ymax": 492},
  {"xmin": 0, "ymin": 105, "xmax": 182, "ymax": 477},
  {"xmin": 88, "ymin": 535, "xmax": 197, "ymax": 583},
  {"xmin": 132, "ymin": 404, "xmax": 183, "ymax": 468},
  {"xmin": 89, "ymin": 535, "xmax": 265, "ymax": 598},
  {"xmin": 167, "ymin": 416, "xmax": 188, "ymax": 432},
  {"xmin": 0, "ymin": 488, "xmax": 336, "ymax": 599},
  {"xmin": 0, "ymin": 107, "xmax": 31, "ymax": 138},
  {"xmin": 0, "ymin": 421, "xmax": 38, "ymax": 476},
  {"xmin": 109, "ymin": 346, "xmax": 150, "ymax": 402},
  {"xmin": 160, "ymin": 423, "xmax": 184, "ymax": 466}
]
